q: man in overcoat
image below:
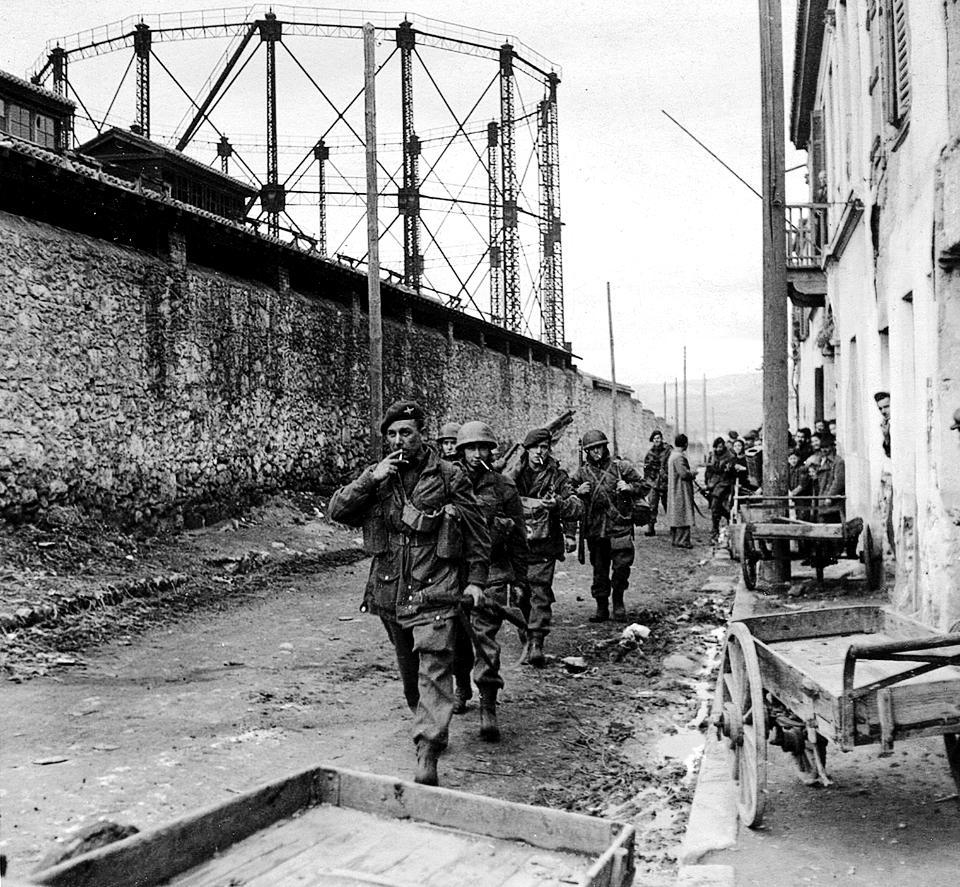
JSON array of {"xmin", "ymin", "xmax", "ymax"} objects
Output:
[
  {"xmin": 453, "ymin": 421, "xmax": 528, "ymax": 741},
  {"xmin": 504, "ymin": 427, "xmax": 581, "ymax": 665},
  {"xmin": 667, "ymin": 433, "xmax": 696, "ymax": 548},
  {"xmin": 328, "ymin": 401, "xmax": 490, "ymax": 787},
  {"xmin": 571, "ymin": 430, "xmax": 645, "ymax": 622}
]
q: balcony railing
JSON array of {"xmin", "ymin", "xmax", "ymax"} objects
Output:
[{"xmin": 785, "ymin": 203, "xmax": 828, "ymax": 269}]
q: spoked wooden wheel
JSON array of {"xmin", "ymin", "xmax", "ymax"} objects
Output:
[
  {"xmin": 741, "ymin": 524, "xmax": 758, "ymax": 590},
  {"xmin": 713, "ymin": 622, "xmax": 767, "ymax": 827}
]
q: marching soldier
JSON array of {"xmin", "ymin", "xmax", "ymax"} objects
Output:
[
  {"xmin": 328, "ymin": 401, "xmax": 490, "ymax": 787},
  {"xmin": 504, "ymin": 428, "xmax": 581, "ymax": 666},
  {"xmin": 453, "ymin": 421, "xmax": 529, "ymax": 741},
  {"xmin": 572, "ymin": 430, "xmax": 645, "ymax": 622},
  {"xmin": 642, "ymin": 430, "xmax": 671, "ymax": 536},
  {"xmin": 436, "ymin": 422, "xmax": 461, "ymax": 461}
]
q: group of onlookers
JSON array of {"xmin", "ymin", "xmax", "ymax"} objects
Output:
[{"xmin": 700, "ymin": 420, "xmax": 845, "ymax": 542}]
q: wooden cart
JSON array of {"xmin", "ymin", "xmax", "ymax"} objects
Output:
[
  {"xmin": 731, "ymin": 493, "xmax": 882, "ymax": 589},
  {"xmin": 713, "ymin": 605, "xmax": 960, "ymax": 827},
  {"xmin": 25, "ymin": 766, "xmax": 636, "ymax": 887}
]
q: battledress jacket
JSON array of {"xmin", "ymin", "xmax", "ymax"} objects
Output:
[
  {"xmin": 504, "ymin": 454, "xmax": 582, "ymax": 561},
  {"xmin": 328, "ymin": 448, "xmax": 490, "ymax": 623},
  {"xmin": 466, "ymin": 466, "xmax": 529, "ymax": 589},
  {"xmin": 643, "ymin": 443, "xmax": 671, "ymax": 491},
  {"xmin": 571, "ymin": 456, "xmax": 645, "ymax": 540}
]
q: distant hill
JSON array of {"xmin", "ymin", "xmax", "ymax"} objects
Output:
[{"xmin": 630, "ymin": 372, "xmax": 763, "ymax": 443}]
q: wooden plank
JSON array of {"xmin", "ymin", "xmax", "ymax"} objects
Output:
[
  {"xmin": 752, "ymin": 523, "xmax": 843, "ymax": 540},
  {"xmin": 739, "ymin": 606, "xmax": 884, "ymax": 644},
  {"xmin": 33, "ymin": 768, "xmax": 323, "ymax": 887},
  {"xmin": 173, "ymin": 804, "xmax": 364, "ymax": 887},
  {"xmin": 325, "ymin": 768, "xmax": 622, "ymax": 856}
]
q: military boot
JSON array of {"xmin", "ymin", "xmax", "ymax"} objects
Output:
[
  {"xmin": 479, "ymin": 691, "xmax": 501, "ymax": 742},
  {"xmin": 414, "ymin": 740, "xmax": 441, "ymax": 787},
  {"xmin": 612, "ymin": 590, "xmax": 627, "ymax": 622},
  {"xmin": 588, "ymin": 599, "xmax": 610, "ymax": 623},
  {"xmin": 452, "ymin": 683, "xmax": 471, "ymax": 715},
  {"xmin": 527, "ymin": 633, "xmax": 546, "ymax": 667}
]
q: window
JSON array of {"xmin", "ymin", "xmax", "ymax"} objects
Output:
[{"xmin": 884, "ymin": 0, "xmax": 910, "ymax": 126}]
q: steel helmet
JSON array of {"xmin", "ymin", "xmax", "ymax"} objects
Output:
[
  {"xmin": 437, "ymin": 422, "xmax": 461, "ymax": 442},
  {"xmin": 456, "ymin": 421, "xmax": 498, "ymax": 450},
  {"xmin": 581, "ymin": 429, "xmax": 609, "ymax": 450}
]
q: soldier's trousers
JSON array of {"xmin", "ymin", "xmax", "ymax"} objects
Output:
[
  {"xmin": 587, "ymin": 536, "xmax": 634, "ymax": 601},
  {"xmin": 381, "ymin": 616, "xmax": 456, "ymax": 748},
  {"xmin": 524, "ymin": 559, "xmax": 557, "ymax": 638},
  {"xmin": 646, "ymin": 487, "xmax": 668, "ymax": 526},
  {"xmin": 470, "ymin": 583, "xmax": 509, "ymax": 694}
]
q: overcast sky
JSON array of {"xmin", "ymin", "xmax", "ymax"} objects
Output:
[{"xmin": 1, "ymin": 0, "xmax": 806, "ymax": 390}]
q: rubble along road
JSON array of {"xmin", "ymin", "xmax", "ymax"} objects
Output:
[{"xmin": 1, "ymin": 501, "xmax": 731, "ymax": 885}]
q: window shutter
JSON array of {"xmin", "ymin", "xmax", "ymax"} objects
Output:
[
  {"xmin": 891, "ymin": 0, "xmax": 910, "ymax": 118},
  {"xmin": 885, "ymin": 0, "xmax": 910, "ymax": 125}
]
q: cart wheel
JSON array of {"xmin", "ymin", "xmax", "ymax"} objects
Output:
[
  {"xmin": 741, "ymin": 525, "xmax": 758, "ymax": 590},
  {"xmin": 713, "ymin": 622, "xmax": 767, "ymax": 827},
  {"xmin": 862, "ymin": 525, "xmax": 883, "ymax": 591}
]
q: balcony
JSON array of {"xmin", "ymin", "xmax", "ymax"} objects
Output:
[{"xmin": 785, "ymin": 202, "xmax": 827, "ymax": 308}]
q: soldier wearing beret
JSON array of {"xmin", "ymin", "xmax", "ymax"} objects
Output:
[
  {"xmin": 503, "ymin": 428, "xmax": 581, "ymax": 665},
  {"xmin": 329, "ymin": 400, "xmax": 491, "ymax": 787}
]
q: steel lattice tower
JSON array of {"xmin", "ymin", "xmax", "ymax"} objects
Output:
[
  {"xmin": 539, "ymin": 72, "xmax": 563, "ymax": 347},
  {"xmin": 313, "ymin": 139, "xmax": 328, "ymax": 255},
  {"xmin": 259, "ymin": 13, "xmax": 284, "ymax": 239},
  {"xmin": 487, "ymin": 121, "xmax": 503, "ymax": 326},
  {"xmin": 47, "ymin": 46, "xmax": 69, "ymax": 150},
  {"xmin": 133, "ymin": 23, "xmax": 151, "ymax": 139},
  {"xmin": 398, "ymin": 22, "xmax": 422, "ymax": 292},
  {"xmin": 499, "ymin": 44, "xmax": 520, "ymax": 333}
]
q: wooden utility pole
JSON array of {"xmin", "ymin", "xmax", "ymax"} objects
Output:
[
  {"xmin": 683, "ymin": 345, "xmax": 688, "ymax": 434},
  {"xmin": 674, "ymin": 378, "xmax": 679, "ymax": 438},
  {"xmin": 364, "ymin": 24, "xmax": 383, "ymax": 459},
  {"xmin": 759, "ymin": 0, "xmax": 790, "ymax": 582},
  {"xmin": 703, "ymin": 374, "xmax": 708, "ymax": 449},
  {"xmin": 607, "ymin": 282, "xmax": 619, "ymax": 456},
  {"xmin": 663, "ymin": 382, "xmax": 667, "ymax": 425}
]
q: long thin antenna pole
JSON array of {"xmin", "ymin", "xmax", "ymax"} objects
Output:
[
  {"xmin": 661, "ymin": 109, "xmax": 763, "ymax": 199},
  {"xmin": 607, "ymin": 281, "xmax": 619, "ymax": 457},
  {"xmin": 364, "ymin": 23, "xmax": 383, "ymax": 458}
]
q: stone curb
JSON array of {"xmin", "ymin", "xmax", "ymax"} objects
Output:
[
  {"xmin": 675, "ymin": 554, "xmax": 741, "ymax": 886},
  {"xmin": 0, "ymin": 546, "xmax": 368, "ymax": 634},
  {"xmin": 0, "ymin": 573, "xmax": 189, "ymax": 633}
]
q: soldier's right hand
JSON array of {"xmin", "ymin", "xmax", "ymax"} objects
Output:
[
  {"xmin": 372, "ymin": 449, "xmax": 405, "ymax": 482},
  {"xmin": 576, "ymin": 482, "xmax": 591, "ymax": 497}
]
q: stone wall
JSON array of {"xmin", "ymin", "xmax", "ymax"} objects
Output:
[{"xmin": 0, "ymin": 210, "xmax": 667, "ymax": 530}]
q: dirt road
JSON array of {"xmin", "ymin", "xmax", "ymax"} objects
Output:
[{"xmin": 1, "ymin": 504, "xmax": 729, "ymax": 884}]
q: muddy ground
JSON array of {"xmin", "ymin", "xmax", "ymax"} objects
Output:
[{"xmin": 0, "ymin": 496, "xmax": 734, "ymax": 885}]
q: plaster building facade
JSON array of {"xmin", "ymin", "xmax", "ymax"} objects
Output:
[{"xmin": 790, "ymin": 0, "xmax": 960, "ymax": 630}]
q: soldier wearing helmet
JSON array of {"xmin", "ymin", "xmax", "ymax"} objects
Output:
[
  {"xmin": 436, "ymin": 422, "xmax": 461, "ymax": 461},
  {"xmin": 328, "ymin": 400, "xmax": 491, "ymax": 788},
  {"xmin": 503, "ymin": 427, "xmax": 582, "ymax": 666},
  {"xmin": 453, "ymin": 421, "xmax": 529, "ymax": 741},
  {"xmin": 571, "ymin": 430, "xmax": 645, "ymax": 622}
]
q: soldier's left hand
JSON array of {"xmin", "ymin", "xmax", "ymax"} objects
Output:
[
  {"xmin": 616, "ymin": 480, "xmax": 631, "ymax": 492},
  {"xmin": 464, "ymin": 583, "xmax": 484, "ymax": 607}
]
